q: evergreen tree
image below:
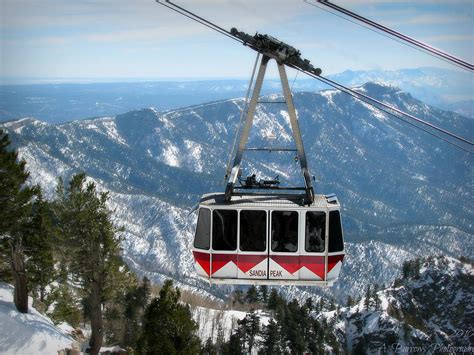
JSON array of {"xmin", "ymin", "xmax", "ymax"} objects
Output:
[
  {"xmin": 55, "ymin": 173, "xmax": 124, "ymax": 355},
  {"xmin": 237, "ymin": 309, "xmax": 260, "ymax": 353},
  {"xmin": 121, "ymin": 276, "xmax": 151, "ymax": 348},
  {"xmin": 48, "ymin": 284, "xmax": 82, "ymax": 327},
  {"xmin": 214, "ymin": 316, "xmax": 225, "ymax": 354},
  {"xmin": 221, "ymin": 332, "xmax": 242, "ymax": 355},
  {"xmin": 201, "ymin": 337, "xmax": 217, "ymax": 355},
  {"xmin": 285, "ymin": 299, "xmax": 306, "ymax": 354},
  {"xmin": 364, "ymin": 284, "xmax": 372, "ymax": 311},
  {"xmin": 373, "ymin": 289, "xmax": 382, "ymax": 311},
  {"xmin": 24, "ymin": 193, "xmax": 56, "ymax": 304},
  {"xmin": 316, "ymin": 298, "xmax": 325, "ymax": 313},
  {"xmin": 245, "ymin": 285, "xmax": 259, "ymax": 304},
  {"xmin": 231, "ymin": 289, "xmax": 244, "ymax": 306},
  {"xmin": 259, "ymin": 285, "xmax": 268, "ymax": 304},
  {"xmin": 267, "ymin": 288, "xmax": 283, "ymax": 310},
  {"xmin": 307, "ymin": 319, "xmax": 324, "ymax": 354},
  {"xmin": 346, "ymin": 295, "xmax": 354, "ymax": 307},
  {"xmin": 304, "ymin": 297, "xmax": 314, "ymax": 312},
  {"xmin": 260, "ymin": 318, "xmax": 282, "ymax": 354},
  {"xmin": 0, "ymin": 129, "xmax": 39, "ymax": 313},
  {"xmin": 139, "ymin": 279, "xmax": 200, "ymax": 354}
]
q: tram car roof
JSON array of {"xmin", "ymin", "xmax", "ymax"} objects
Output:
[{"xmin": 198, "ymin": 192, "xmax": 340, "ymax": 209}]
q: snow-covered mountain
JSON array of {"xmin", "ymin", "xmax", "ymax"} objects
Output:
[
  {"xmin": 321, "ymin": 255, "xmax": 474, "ymax": 352},
  {"xmin": 1, "ymin": 82, "xmax": 472, "ymax": 302},
  {"xmin": 330, "ymin": 67, "xmax": 474, "ymax": 117}
]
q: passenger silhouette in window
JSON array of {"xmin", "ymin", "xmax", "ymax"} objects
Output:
[
  {"xmin": 305, "ymin": 211, "xmax": 325, "ymax": 252},
  {"xmin": 272, "ymin": 211, "xmax": 298, "ymax": 252}
]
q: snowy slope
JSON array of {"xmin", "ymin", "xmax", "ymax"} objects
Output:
[
  {"xmin": 0, "ymin": 283, "xmax": 74, "ymax": 355},
  {"xmin": 320, "ymin": 256, "xmax": 474, "ymax": 352},
  {"xmin": 191, "ymin": 306, "xmax": 271, "ymax": 346}
]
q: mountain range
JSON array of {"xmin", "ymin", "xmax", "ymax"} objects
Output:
[
  {"xmin": 1, "ymin": 82, "xmax": 472, "ymax": 303},
  {"xmin": 1, "ymin": 67, "xmax": 472, "ymax": 124}
]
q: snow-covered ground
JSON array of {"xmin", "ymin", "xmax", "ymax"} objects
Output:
[
  {"xmin": 192, "ymin": 306, "xmax": 270, "ymax": 342},
  {"xmin": 0, "ymin": 283, "xmax": 74, "ymax": 355}
]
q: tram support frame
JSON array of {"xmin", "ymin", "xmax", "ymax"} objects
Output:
[{"xmin": 225, "ymin": 55, "xmax": 315, "ymax": 204}]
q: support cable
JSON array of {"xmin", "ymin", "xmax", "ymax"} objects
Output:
[{"xmin": 156, "ymin": 1, "xmax": 243, "ymax": 44}]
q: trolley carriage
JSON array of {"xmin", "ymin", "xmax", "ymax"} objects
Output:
[{"xmin": 193, "ymin": 193, "xmax": 344, "ymax": 285}]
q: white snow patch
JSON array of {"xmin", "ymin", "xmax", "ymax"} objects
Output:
[
  {"xmin": 320, "ymin": 89, "xmax": 338, "ymax": 104},
  {"xmin": 161, "ymin": 141, "xmax": 180, "ymax": 167},
  {"xmin": 412, "ymin": 173, "xmax": 427, "ymax": 182},
  {"xmin": 0, "ymin": 283, "xmax": 74, "ymax": 355},
  {"xmin": 359, "ymin": 101, "xmax": 387, "ymax": 121},
  {"xmin": 184, "ymin": 140, "xmax": 203, "ymax": 172},
  {"xmin": 101, "ymin": 119, "xmax": 127, "ymax": 146}
]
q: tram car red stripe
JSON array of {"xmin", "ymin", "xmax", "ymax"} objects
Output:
[
  {"xmin": 270, "ymin": 255, "xmax": 300, "ymax": 274},
  {"xmin": 212, "ymin": 254, "xmax": 238, "ymax": 274},
  {"xmin": 192, "ymin": 250, "xmax": 210, "ymax": 276},
  {"xmin": 328, "ymin": 254, "xmax": 345, "ymax": 273},
  {"xmin": 237, "ymin": 255, "xmax": 268, "ymax": 273},
  {"xmin": 299, "ymin": 255, "xmax": 325, "ymax": 279}
]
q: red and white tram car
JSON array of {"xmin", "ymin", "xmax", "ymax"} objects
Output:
[{"xmin": 193, "ymin": 193, "xmax": 345, "ymax": 286}]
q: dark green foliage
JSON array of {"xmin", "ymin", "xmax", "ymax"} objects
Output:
[
  {"xmin": 285, "ymin": 299, "xmax": 306, "ymax": 353},
  {"xmin": 24, "ymin": 194, "xmax": 56, "ymax": 303},
  {"xmin": 101, "ymin": 265, "xmax": 144, "ymax": 348},
  {"xmin": 221, "ymin": 332, "xmax": 242, "ymax": 355},
  {"xmin": 0, "ymin": 129, "xmax": 38, "ymax": 236},
  {"xmin": 346, "ymin": 295, "xmax": 354, "ymax": 307},
  {"xmin": 230, "ymin": 289, "xmax": 244, "ymax": 306},
  {"xmin": 260, "ymin": 318, "xmax": 283, "ymax": 355},
  {"xmin": 0, "ymin": 129, "xmax": 39, "ymax": 313},
  {"xmin": 120, "ymin": 276, "xmax": 151, "ymax": 347},
  {"xmin": 200, "ymin": 337, "xmax": 217, "ymax": 355},
  {"xmin": 55, "ymin": 173, "xmax": 124, "ymax": 299},
  {"xmin": 245, "ymin": 285, "xmax": 259, "ymax": 304},
  {"xmin": 402, "ymin": 259, "xmax": 421, "ymax": 279},
  {"xmin": 267, "ymin": 288, "xmax": 284, "ymax": 311},
  {"xmin": 364, "ymin": 285, "xmax": 372, "ymax": 310},
  {"xmin": 237, "ymin": 309, "xmax": 260, "ymax": 353},
  {"xmin": 258, "ymin": 285, "xmax": 268, "ymax": 304},
  {"xmin": 224, "ymin": 289, "xmax": 343, "ymax": 353},
  {"xmin": 48, "ymin": 285, "xmax": 82, "ymax": 327},
  {"xmin": 55, "ymin": 173, "xmax": 125, "ymax": 354},
  {"xmin": 138, "ymin": 279, "xmax": 200, "ymax": 355}
]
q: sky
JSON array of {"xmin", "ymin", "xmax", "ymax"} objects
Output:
[{"xmin": 0, "ymin": 0, "xmax": 473, "ymax": 82}]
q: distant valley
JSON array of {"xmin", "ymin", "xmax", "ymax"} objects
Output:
[{"xmin": 1, "ymin": 67, "xmax": 472, "ymax": 124}]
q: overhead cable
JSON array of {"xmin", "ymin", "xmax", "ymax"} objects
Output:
[
  {"xmin": 156, "ymin": 1, "xmax": 243, "ymax": 44},
  {"xmin": 294, "ymin": 66, "xmax": 473, "ymax": 153},
  {"xmin": 308, "ymin": 0, "xmax": 474, "ymax": 72}
]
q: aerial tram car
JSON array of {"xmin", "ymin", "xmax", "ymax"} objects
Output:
[{"xmin": 189, "ymin": 29, "xmax": 345, "ymax": 286}]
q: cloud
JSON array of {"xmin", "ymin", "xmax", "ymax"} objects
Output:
[
  {"xmin": 387, "ymin": 14, "xmax": 472, "ymax": 26},
  {"xmin": 0, "ymin": 0, "xmax": 306, "ymax": 30},
  {"xmin": 421, "ymin": 34, "xmax": 474, "ymax": 42}
]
